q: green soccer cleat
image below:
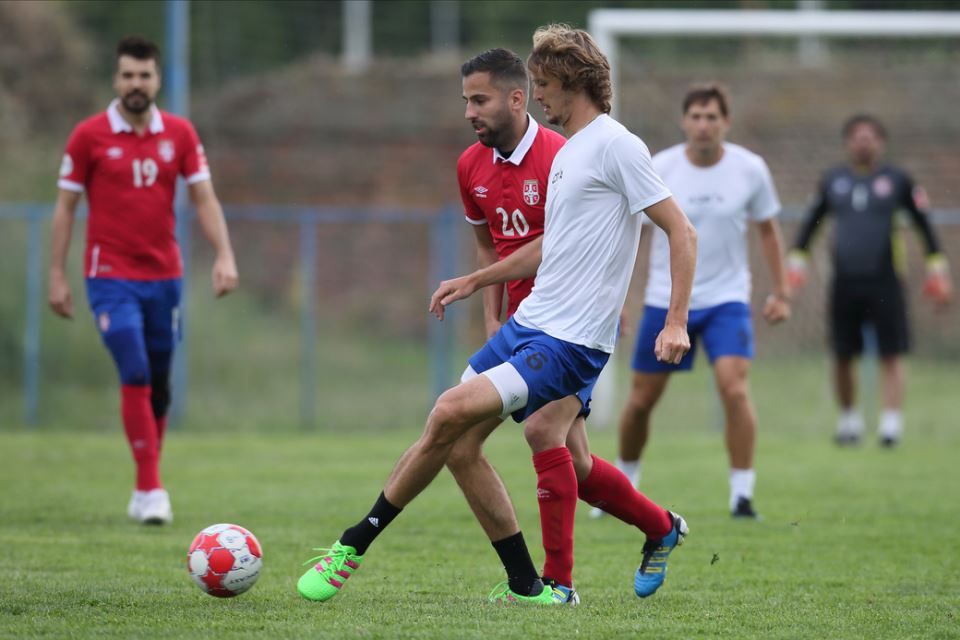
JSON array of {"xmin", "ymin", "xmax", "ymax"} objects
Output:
[
  {"xmin": 297, "ymin": 540, "xmax": 363, "ymax": 602},
  {"xmin": 488, "ymin": 580, "xmax": 557, "ymax": 605}
]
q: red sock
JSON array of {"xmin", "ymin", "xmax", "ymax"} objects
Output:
[
  {"xmin": 121, "ymin": 385, "xmax": 161, "ymax": 491},
  {"xmin": 533, "ymin": 447, "xmax": 577, "ymax": 587},
  {"xmin": 578, "ymin": 455, "xmax": 671, "ymax": 538}
]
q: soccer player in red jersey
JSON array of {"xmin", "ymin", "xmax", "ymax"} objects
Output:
[
  {"xmin": 48, "ymin": 36, "xmax": 238, "ymax": 525},
  {"xmin": 449, "ymin": 48, "xmax": 577, "ymax": 602}
]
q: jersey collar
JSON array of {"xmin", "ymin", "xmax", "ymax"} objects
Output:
[
  {"xmin": 492, "ymin": 114, "xmax": 539, "ymax": 166},
  {"xmin": 107, "ymin": 99, "xmax": 165, "ymax": 134}
]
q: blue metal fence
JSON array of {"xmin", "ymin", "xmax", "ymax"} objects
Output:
[{"xmin": 1, "ymin": 203, "xmax": 460, "ymax": 429}]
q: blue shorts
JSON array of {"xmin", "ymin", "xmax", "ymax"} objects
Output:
[
  {"xmin": 631, "ymin": 302, "xmax": 753, "ymax": 373},
  {"xmin": 85, "ymin": 279, "xmax": 182, "ymax": 386},
  {"xmin": 468, "ymin": 318, "xmax": 609, "ymax": 423}
]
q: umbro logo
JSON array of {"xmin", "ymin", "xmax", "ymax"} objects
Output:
[
  {"xmin": 106, "ymin": 146, "xmax": 124, "ymax": 159},
  {"xmin": 368, "ymin": 517, "xmax": 379, "ymax": 528},
  {"xmin": 474, "ymin": 185, "xmax": 488, "ymax": 198}
]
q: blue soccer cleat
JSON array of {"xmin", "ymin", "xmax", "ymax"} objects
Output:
[
  {"xmin": 634, "ymin": 511, "xmax": 688, "ymax": 598},
  {"xmin": 542, "ymin": 578, "xmax": 580, "ymax": 605}
]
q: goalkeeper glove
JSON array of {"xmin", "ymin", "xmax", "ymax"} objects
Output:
[{"xmin": 786, "ymin": 250, "xmax": 809, "ymax": 290}]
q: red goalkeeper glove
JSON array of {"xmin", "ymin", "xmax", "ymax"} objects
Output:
[{"xmin": 923, "ymin": 256, "xmax": 952, "ymax": 308}]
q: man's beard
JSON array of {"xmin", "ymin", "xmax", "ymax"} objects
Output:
[
  {"xmin": 122, "ymin": 91, "xmax": 152, "ymax": 114},
  {"xmin": 477, "ymin": 110, "xmax": 514, "ymax": 150}
]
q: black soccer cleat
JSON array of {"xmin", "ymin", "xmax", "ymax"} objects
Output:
[
  {"xmin": 731, "ymin": 497, "xmax": 761, "ymax": 520},
  {"xmin": 834, "ymin": 432, "xmax": 862, "ymax": 447},
  {"xmin": 879, "ymin": 435, "xmax": 900, "ymax": 448}
]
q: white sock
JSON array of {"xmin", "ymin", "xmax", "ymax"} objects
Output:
[
  {"xmin": 838, "ymin": 409, "xmax": 864, "ymax": 436},
  {"xmin": 879, "ymin": 409, "xmax": 903, "ymax": 440},
  {"xmin": 729, "ymin": 468, "xmax": 755, "ymax": 511},
  {"xmin": 615, "ymin": 458, "xmax": 641, "ymax": 487}
]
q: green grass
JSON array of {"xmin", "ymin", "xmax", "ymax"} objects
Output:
[{"xmin": 2, "ymin": 387, "xmax": 959, "ymax": 639}]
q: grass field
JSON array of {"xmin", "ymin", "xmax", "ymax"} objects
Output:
[{"xmin": 2, "ymin": 366, "xmax": 959, "ymax": 639}]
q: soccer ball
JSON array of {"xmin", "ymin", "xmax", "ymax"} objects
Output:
[{"xmin": 187, "ymin": 523, "xmax": 263, "ymax": 597}]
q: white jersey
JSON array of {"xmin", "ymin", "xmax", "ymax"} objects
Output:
[
  {"xmin": 644, "ymin": 143, "xmax": 780, "ymax": 310},
  {"xmin": 514, "ymin": 114, "xmax": 671, "ymax": 353}
]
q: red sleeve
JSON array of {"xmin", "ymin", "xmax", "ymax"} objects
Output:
[
  {"xmin": 57, "ymin": 125, "xmax": 90, "ymax": 192},
  {"xmin": 457, "ymin": 156, "xmax": 486, "ymax": 225},
  {"xmin": 180, "ymin": 120, "xmax": 211, "ymax": 184}
]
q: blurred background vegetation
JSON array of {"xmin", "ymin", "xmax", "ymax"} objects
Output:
[{"xmin": 1, "ymin": 0, "xmax": 957, "ymax": 433}]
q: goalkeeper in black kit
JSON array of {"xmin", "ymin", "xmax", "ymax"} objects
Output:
[{"xmin": 787, "ymin": 114, "xmax": 952, "ymax": 447}]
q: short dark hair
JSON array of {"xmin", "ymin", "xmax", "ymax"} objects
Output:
[
  {"xmin": 682, "ymin": 83, "xmax": 730, "ymax": 117},
  {"xmin": 461, "ymin": 48, "xmax": 528, "ymax": 92},
  {"xmin": 842, "ymin": 113, "xmax": 887, "ymax": 140},
  {"xmin": 116, "ymin": 35, "xmax": 161, "ymax": 66}
]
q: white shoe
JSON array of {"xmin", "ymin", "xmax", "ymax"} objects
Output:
[
  {"xmin": 139, "ymin": 489, "xmax": 173, "ymax": 525},
  {"xmin": 127, "ymin": 490, "xmax": 147, "ymax": 520},
  {"xmin": 878, "ymin": 410, "xmax": 903, "ymax": 448},
  {"xmin": 588, "ymin": 506, "xmax": 606, "ymax": 519},
  {"xmin": 835, "ymin": 412, "xmax": 864, "ymax": 446}
]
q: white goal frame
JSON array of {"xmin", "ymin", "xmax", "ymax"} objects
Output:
[{"xmin": 588, "ymin": 9, "xmax": 960, "ymax": 117}]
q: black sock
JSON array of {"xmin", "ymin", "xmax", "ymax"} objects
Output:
[
  {"xmin": 340, "ymin": 492, "xmax": 402, "ymax": 555},
  {"xmin": 492, "ymin": 531, "xmax": 543, "ymax": 596}
]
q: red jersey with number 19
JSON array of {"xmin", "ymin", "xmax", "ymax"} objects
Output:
[
  {"xmin": 57, "ymin": 100, "xmax": 211, "ymax": 280},
  {"xmin": 457, "ymin": 116, "xmax": 565, "ymax": 316}
]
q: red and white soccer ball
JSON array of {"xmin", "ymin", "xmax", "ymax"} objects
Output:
[{"xmin": 187, "ymin": 523, "xmax": 263, "ymax": 597}]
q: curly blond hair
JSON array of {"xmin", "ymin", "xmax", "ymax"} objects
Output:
[{"xmin": 527, "ymin": 24, "xmax": 612, "ymax": 114}]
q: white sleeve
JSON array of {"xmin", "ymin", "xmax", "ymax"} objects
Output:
[
  {"xmin": 602, "ymin": 134, "xmax": 672, "ymax": 215},
  {"xmin": 747, "ymin": 157, "xmax": 781, "ymax": 221}
]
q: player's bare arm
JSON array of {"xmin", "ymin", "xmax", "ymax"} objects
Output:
[
  {"xmin": 472, "ymin": 224, "xmax": 506, "ymax": 337},
  {"xmin": 189, "ymin": 179, "xmax": 238, "ymax": 298},
  {"xmin": 48, "ymin": 189, "xmax": 83, "ymax": 319},
  {"xmin": 430, "ymin": 236, "xmax": 542, "ymax": 321},
  {"xmin": 644, "ymin": 196, "xmax": 696, "ymax": 364},
  {"xmin": 756, "ymin": 218, "xmax": 791, "ymax": 324}
]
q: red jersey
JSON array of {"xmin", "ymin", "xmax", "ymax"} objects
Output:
[
  {"xmin": 457, "ymin": 117, "xmax": 565, "ymax": 316},
  {"xmin": 58, "ymin": 100, "xmax": 211, "ymax": 280}
]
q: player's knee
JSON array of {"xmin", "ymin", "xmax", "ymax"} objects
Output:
[
  {"xmin": 523, "ymin": 413, "xmax": 565, "ymax": 452},
  {"xmin": 151, "ymin": 379, "xmax": 171, "ymax": 419},
  {"xmin": 425, "ymin": 394, "xmax": 472, "ymax": 448},
  {"xmin": 625, "ymin": 390, "xmax": 656, "ymax": 421},
  {"xmin": 446, "ymin": 438, "xmax": 485, "ymax": 474},
  {"xmin": 718, "ymin": 380, "xmax": 749, "ymax": 407}
]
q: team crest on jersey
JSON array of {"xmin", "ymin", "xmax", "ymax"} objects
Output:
[
  {"xmin": 98, "ymin": 312, "xmax": 110, "ymax": 333},
  {"xmin": 872, "ymin": 175, "xmax": 893, "ymax": 198},
  {"xmin": 158, "ymin": 139, "xmax": 175, "ymax": 163},
  {"xmin": 523, "ymin": 180, "xmax": 540, "ymax": 206}
]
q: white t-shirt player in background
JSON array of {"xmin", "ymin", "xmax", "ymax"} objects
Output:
[{"xmin": 596, "ymin": 83, "xmax": 790, "ymax": 521}]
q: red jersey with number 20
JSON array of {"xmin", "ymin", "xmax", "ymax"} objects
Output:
[
  {"xmin": 457, "ymin": 116, "xmax": 565, "ymax": 316},
  {"xmin": 58, "ymin": 100, "xmax": 211, "ymax": 280}
]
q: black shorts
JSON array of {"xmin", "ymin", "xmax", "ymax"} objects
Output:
[{"xmin": 829, "ymin": 277, "xmax": 909, "ymax": 358}]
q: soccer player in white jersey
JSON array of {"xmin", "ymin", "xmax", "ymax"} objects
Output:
[
  {"xmin": 596, "ymin": 84, "xmax": 790, "ymax": 521},
  {"xmin": 297, "ymin": 24, "xmax": 697, "ymax": 605}
]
